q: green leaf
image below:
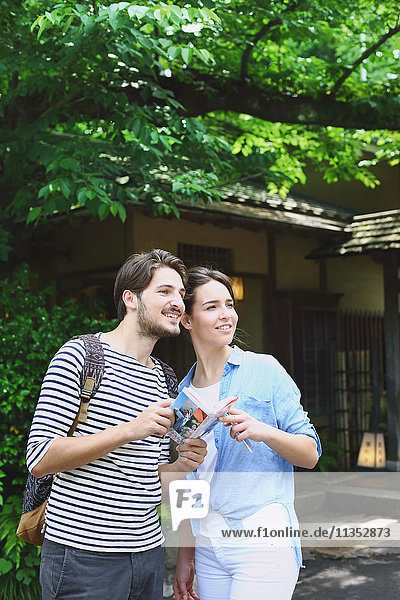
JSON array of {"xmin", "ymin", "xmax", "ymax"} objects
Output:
[
  {"xmin": 38, "ymin": 185, "xmax": 49, "ymax": 200},
  {"xmin": 169, "ymin": 203, "xmax": 180, "ymax": 218},
  {"xmin": 113, "ymin": 2, "xmax": 130, "ymax": 10},
  {"xmin": 115, "ymin": 202, "xmax": 127, "ymax": 222},
  {"xmin": 153, "ymin": 8, "xmax": 163, "ymax": 22},
  {"xmin": 168, "ymin": 46, "xmax": 181, "ymax": 60},
  {"xmin": 0, "ymin": 558, "xmax": 13, "ymax": 575},
  {"xmin": 181, "ymin": 47, "xmax": 193, "ymax": 65},
  {"xmin": 172, "ymin": 181, "xmax": 184, "ymax": 192},
  {"xmin": 62, "ymin": 14, "xmax": 75, "ymax": 33},
  {"xmin": 59, "ymin": 179, "xmax": 72, "ymax": 198},
  {"xmin": 26, "ymin": 206, "xmax": 42, "ymax": 224},
  {"xmin": 77, "ymin": 188, "xmax": 88, "ymax": 205},
  {"xmin": 98, "ymin": 204, "xmax": 109, "ymax": 220},
  {"xmin": 196, "ymin": 48, "xmax": 213, "ymax": 64},
  {"xmin": 30, "ymin": 16, "xmax": 41, "ymax": 32},
  {"xmin": 59, "ymin": 157, "xmax": 80, "ymax": 172},
  {"xmin": 36, "ymin": 15, "xmax": 50, "ymax": 39},
  {"xmin": 169, "ymin": 5, "xmax": 183, "ymax": 24},
  {"xmin": 45, "ymin": 11, "xmax": 55, "ymax": 24},
  {"xmin": 127, "ymin": 5, "xmax": 149, "ymax": 20}
]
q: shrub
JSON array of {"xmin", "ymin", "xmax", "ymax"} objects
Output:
[{"xmin": 0, "ymin": 264, "xmax": 117, "ymax": 599}]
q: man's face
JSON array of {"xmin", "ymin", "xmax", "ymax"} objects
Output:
[{"xmin": 136, "ymin": 266, "xmax": 185, "ymax": 339}]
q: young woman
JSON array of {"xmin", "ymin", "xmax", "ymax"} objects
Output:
[{"xmin": 173, "ymin": 267, "xmax": 321, "ymax": 600}]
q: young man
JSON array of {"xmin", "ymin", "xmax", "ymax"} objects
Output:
[{"xmin": 27, "ymin": 249, "xmax": 207, "ymax": 600}]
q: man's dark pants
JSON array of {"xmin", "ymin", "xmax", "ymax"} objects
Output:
[{"xmin": 40, "ymin": 538, "xmax": 165, "ymax": 600}]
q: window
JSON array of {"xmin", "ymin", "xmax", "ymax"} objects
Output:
[
  {"xmin": 292, "ymin": 309, "xmax": 338, "ymax": 415},
  {"xmin": 270, "ymin": 291, "xmax": 341, "ymax": 416},
  {"xmin": 178, "ymin": 243, "xmax": 233, "ymax": 272}
]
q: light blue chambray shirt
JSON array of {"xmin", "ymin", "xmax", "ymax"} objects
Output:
[{"xmin": 180, "ymin": 345, "xmax": 322, "ymax": 568}]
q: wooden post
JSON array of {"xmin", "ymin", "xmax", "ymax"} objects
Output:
[
  {"xmin": 383, "ymin": 251, "xmax": 400, "ymax": 470},
  {"xmin": 266, "ymin": 231, "xmax": 277, "ymax": 356}
]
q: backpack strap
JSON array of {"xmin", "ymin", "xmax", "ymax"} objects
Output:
[
  {"xmin": 18, "ymin": 335, "xmax": 105, "ymax": 534},
  {"xmin": 156, "ymin": 358, "xmax": 179, "ymax": 399},
  {"xmin": 70, "ymin": 333, "xmax": 105, "ymax": 428}
]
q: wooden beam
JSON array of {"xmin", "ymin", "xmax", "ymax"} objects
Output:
[
  {"xmin": 319, "ymin": 258, "xmax": 327, "ymax": 292},
  {"xmin": 383, "ymin": 251, "xmax": 400, "ymax": 468},
  {"xmin": 265, "ymin": 232, "xmax": 277, "ymax": 356},
  {"xmin": 267, "ymin": 232, "xmax": 277, "ymax": 292}
]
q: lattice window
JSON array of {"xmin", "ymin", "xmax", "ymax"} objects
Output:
[
  {"xmin": 178, "ymin": 243, "xmax": 233, "ymax": 272},
  {"xmin": 292, "ymin": 309, "xmax": 338, "ymax": 415}
]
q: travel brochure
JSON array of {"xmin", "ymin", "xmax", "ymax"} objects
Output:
[{"xmin": 167, "ymin": 386, "xmax": 238, "ymax": 444}]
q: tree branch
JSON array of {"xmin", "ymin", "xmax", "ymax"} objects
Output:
[
  {"xmin": 330, "ymin": 21, "xmax": 400, "ymax": 97},
  {"xmin": 7, "ymin": 73, "xmax": 400, "ymax": 132},
  {"xmin": 160, "ymin": 74, "xmax": 400, "ymax": 130},
  {"xmin": 240, "ymin": 21, "xmax": 279, "ymax": 79},
  {"xmin": 240, "ymin": 1, "xmax": 300, "ymax": 80}
]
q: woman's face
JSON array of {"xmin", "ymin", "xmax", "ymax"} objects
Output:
[{"xmin": 182, "ymin": 280, "xmax": 238, "ymax": 348}]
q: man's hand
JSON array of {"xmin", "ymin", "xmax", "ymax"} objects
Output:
[
  {"xmin": 175, "ymin": 438, "xmax": 207, "ymax": 473},
  {"xmin": 128, "ymin": 399, "xmax": 175, "ymax": 440}
]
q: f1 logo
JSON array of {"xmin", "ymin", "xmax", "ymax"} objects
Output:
[{"xmin": 169, "ymin": 480, "xmax": 210, "ymax": 531}]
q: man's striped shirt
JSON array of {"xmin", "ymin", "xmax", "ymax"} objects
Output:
[{"xmin": 26, "ymin": 335, "xmax": 171, "ymax": 552}]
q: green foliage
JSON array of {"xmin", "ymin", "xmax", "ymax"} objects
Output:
[
  {"xmin": 0, "ymin": 496, "xmax": 41, "ymax": 600},
  {"xmin": 1, "ymin": 0, "xmax": 400, "ymax": 259},
  {"xmin": 317, "ymin": 429, "xmax": 346, "ymax": 472},
  {"xmin": 1, "ymin": 0, "xmax": 226, "ymax": 250},
  {"xmin": 0, "ymin": 263, "xmax": 117, "ymax": 598}
]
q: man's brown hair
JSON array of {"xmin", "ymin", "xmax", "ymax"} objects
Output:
[{"xmin": 113, "ymin": 249, "xmax": 187, "ymax": 321}]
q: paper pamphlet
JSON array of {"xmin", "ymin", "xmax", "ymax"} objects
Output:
[{"xmin": 167, "ymin": 386, "xmax": 238, "ymax": 444}]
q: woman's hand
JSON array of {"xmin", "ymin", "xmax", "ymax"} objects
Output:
[
  {"xmin": 173, "ymin": 557, "xmax": 199, "ymax": 600},
  {"xmin": 219, "ymin": 407, "xmax": 270, "ymax": 442},
  {"xmin": 220, "ymin": 407, "xmax": 319, "ymax": 468}
]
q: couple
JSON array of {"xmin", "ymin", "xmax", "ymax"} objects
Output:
[{"xmin": 27, "ymin": 249, "xmax": 320, "ymax": 600}]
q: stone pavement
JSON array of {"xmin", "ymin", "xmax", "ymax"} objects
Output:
[
  {"xmin": 162, "ymin": 471, "xmax": 400, "ymax": 598},
  {"xmin": 294, "ymin": 548, "xmax": 400, "ymax": 600},
  {"xmin": 292, "ymin": 471, "xmax": 400, "ymax": 599},
  {"xmin": 163, "ymin": 547, "xmax": 400, "ymax": 599}
]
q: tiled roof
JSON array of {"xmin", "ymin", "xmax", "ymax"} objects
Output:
[
  {"xmin": 178, "ymin": 181, "xmax": 352, "ymax": 232},
  {"xmin": 307, "ymin": 209, "xmax": 400, "ymax": 258}
]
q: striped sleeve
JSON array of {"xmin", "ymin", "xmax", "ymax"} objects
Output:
[
  {"xmin": 26, "ymin": 339, "xmax": 85, "ymax": 472},
  {"xmin": 158, "ymin": 435, "xmax": 171, "ymax": 465}
]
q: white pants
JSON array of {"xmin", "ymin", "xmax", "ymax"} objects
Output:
[{"xmin": 195, "ymin": 542, "xmax": 299, "ymax": 600}]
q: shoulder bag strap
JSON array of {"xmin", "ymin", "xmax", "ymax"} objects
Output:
[
  {"xmin": 156, "ymin": 358, "xmax": 179, "ymax": 400},
  {"xmin": 68, "ymin": 333, "xmax": 105, "ymax": 433}
]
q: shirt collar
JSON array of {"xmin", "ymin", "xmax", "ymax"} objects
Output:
[
  {"xmin": 179, "ymin": 345, "xmax": 244, "ymax": 391},
  {"xmin": 226, "ymin": 345, "xmax": 244, "ymax": 365}
]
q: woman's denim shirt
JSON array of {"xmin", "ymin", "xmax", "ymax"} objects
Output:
[{"xmin": 179, "ymin": 345, "xmax": 322, "ymax": 568}]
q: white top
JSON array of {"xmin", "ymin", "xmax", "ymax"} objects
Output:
[
  {"xmin": 190, "ymin": 381, "xmax": 219, "ymax": 483},
  {"xmin": 190, "ymin": 381, "xmax": 288, "ymax": 541}
]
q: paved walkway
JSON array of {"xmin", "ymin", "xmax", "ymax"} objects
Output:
[
  {"xmin": 165, "ymin": 548, "xmax": 400, "ymax": 599},
  {"xmin": 294, "ymin": 549, "xmax": 400, "ymax": 599},
  {"xmin": 292, "ymin": 471, "xmax": 400, "ymax": 599},
  {"xmin": 164, "ymin": 471, "xmax": 400, "ymax": 598}
]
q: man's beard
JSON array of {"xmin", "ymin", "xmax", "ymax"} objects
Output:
[{"xmin": 137, "ymin": 298, "xmax": 180, "ymax": 340}]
